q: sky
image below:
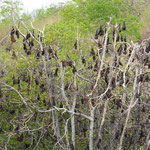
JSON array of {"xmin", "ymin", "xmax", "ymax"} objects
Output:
[{"xmin": 21, "ymin": 0, "xmax": 70, "ymax": 12}]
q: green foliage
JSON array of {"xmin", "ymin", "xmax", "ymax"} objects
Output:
[
  {"xmin": 62, "ymin": 0, "xmax": 141, "ymax": 39},
  {"xmin": 0, "ymin": 0, "xmax": 149, "ymax": 149},
  {"xmin": 0, "ymin": 0, "xmax": 23, "ymax": 23}
]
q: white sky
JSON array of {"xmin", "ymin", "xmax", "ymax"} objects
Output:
[{"xmin": 21, "ymin": 0, "xmax": 70, "ymax": 12}]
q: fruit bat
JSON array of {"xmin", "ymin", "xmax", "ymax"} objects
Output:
[
  {"xmin": 26, "ymin": 49, "xmax": 31, "ymax": 55},
  {"xmin": 66, "ymin": 55, "xmax": 73, "ymax": 67},
  {"xmin": 26, "ymin": 75, "xmax": 30, "ymax": 84},
  {"xmin": 72, "ymin": 66, "xmax": 77, "ymax": 74},
  {"xmin": 62, "ymin": 61, "xmax": 66, "ymax": 68},
  {"xmin": 13, "ymin": 74, "xmax": 16, "ymax": 85},
  {"xmin": 12, "ymin": 51, "xmax": 17, "ymax": 58},
  {"xmin": 0, "ymin": 88, "xmax": 3, "ymax": 98},
  {"xmin": 15, "ymin": 124, "xmax": 20, "ymax": 131},
  {"xmin": 36, "ymin": 51, "xmax": 41, "ymax": 59},
  {"xmin": 105, "ymin": 75, "xmax": 109, "ymax": 85},
  {"xmin": 9, "ymin": 109, "xmax": 15, "ymax": 115},
  {"xmin": 23, "ymin": 43, "xmax": 27, "ymax": 51},
  {"xmin": 17, "ymin": 77, "xmax": 20, "ymax": 84},
  {"xmin": 98, "ymin": 41, "xmax": 103, "ymax": 49},
  {"xmin": 42, "ymin": 49, "xmax": 45, "ymax": 55},
  {"xmin": 113, "ymin": 27, "xmax": 115, "ymax": 37},
  {"xmin": 32, "ymin": 30, "xmax": 35, "ymax": 37},
  {"xmin": 144, "ymin": 75, "xmax": 149, "ymax": 82},
  {"xmin": 17, "ymin": 133, "xmax": 24, "ymax": 142},
  {"xmin": 111, "ymin": 77, "xmax": 116, "ymax": 89},
  {"xmin": 90, "ymin": 47, "xmax": 95, "ymax": 56},
  {"xmin": 145, "ymin": 43, "xmax": 150, "ymax": 53},
  {"xmin": 26, "ymin": 32, "xmax": 30, "ymax": 40},
  {"xmin": 43, "ymin": 98, "xmax": 46, "ymax": 106},
  {"xmin": 116, "ymin": 34, "xmax": 120, "ymax": 42},
  {"xmin": 94, "ymin": 60, "xmax": 98, "ymax": 71},
  {"xmin": 82, "ymin": 56, "xmax": 86, "ymax": 65},
  {"xmin": 74, "ymin": 40, "xmax": 77, "ymax": 49},
  {"xmin": 24, "ymin": 143, "xmax": 30, "ymax": 149},
  {"xmin": 94, "ymin": 30, "xmax": 98, "ymax": 39},
  {"xmin": 40, "ymin": 36, "xmax": 42, "ymax": 42},
  {"xmin": 29, "ymin": 39, "xmax": 34, "ymax": 47},
  {"xmin": 123, "ymin": 44, "xmax": 127, "ymax": 55},
  {"xmin": 121, "ymin": 35, "xmax": 123, "ymax": 42},
  {"xmin": 119, "ymin": 24, "xmax": 121, "ymax": 32},
  {"xmin": 70, "ymin": 144, "xmax": 74, "ymax": 150},
  {"xmin": 124, "ymin": 36, "xmax": 127, "ymax": 42},
  {"xmin": 16, "ymin": 29, "xmax": 19, "ymax": 38},
  {"xmin": 99, "ymin": 25, "xmax": 104, "ymax": 36},
  {"xmin": 117, "ymin": 44, "xmax": 123, "ymax": 56},
  {"xmin": 54, "ymin": 68, "xmax": 59, "ymax": 77},
  {"xmin": 10, "ymin": 27, "xmax": 15, "ymax": 36},
  {"xmin": 122, "ymin": 21, "xmax": 126, "ymax": 30},
  {"xmin": 40, "ymin": 82, "xmax": 45, "ymax": 90},
  {"xmin": 35, "ymin": 78, "xmax": 39, "ymax": 85},
  {"xmin": 119, "ymin": 60, "xmax": 123, "ymax": 66},
  {"xmin": 93, "ymin": 55, "xmax": 96, "ymax": 61},
  {"xmin": 64, "ymin": 83, "xmax": 69, "ymax": 90},
  {"xmin": 53, "ymin": 52, "xmax": 58, "ymax": 59},
  {"xmin": 81, "ymin": 98, "xmax": 84, "ymax": 104},
  {"xmin": 11, "ymin": 35, "xmax": 16, "ymax": 43},
  {"xmin": 48, "ymin": 46, "xmax": 53, "ymax": 54},
  {"xmin": 107, "ymin": 36, "xmax": 110, "ymax": 45},
  {"xmin": 59, "ymin": 102, "xmax": 63, "ymax": 108},
  {"xmin": 37, "ymin": 94, "xmax": 40, "ymax": 100}
]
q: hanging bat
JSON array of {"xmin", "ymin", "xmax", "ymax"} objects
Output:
[
  {"xmin": 13, "ymin": 74, "xmax": 16, "ymax": 85},
  {"xmin": 119, "ymin": 24, "xmax": 121, "ymax": 32},
  {"xmin": 54, "ymin": 68, "xmax": 59, "ymax": 77},
  {"xmin": 16, "ymin": 29, "xmax": 19, "ymax": 38},
  {"xmin": 74, "ymin": 40, "xmax": 77, "ymax": 49},
  {"xmin": 43, "ymin": 98, "xmax": 46, "ymax": 106},
  {"xmin": 82, "ymin": 56, "xmax": 86, "ymax": 66},
  {"xmin": 17, "ymin": 133, "xmax": 24, "ymax": 142},
  {"xmin": 23, "ymin": 43, "xmax": 27, "ymax": 51},
  {"xmin": 98, "ymin": 25, "xmax": 104, "ymax": 36},
  {"xmin": 117, "ymin": 44, "xmax": 123, "ymax": 56},
  {"xmin": 72, "ymin": 66, "xmax": 77, "ymax": 74},
  {"xmin": 11, "ymin": 34, "xmax": 16, "ymax": 43},
  {"xmin": 37, "ymin": 94, "xmax": 40, "ymax": 100},
  {"xmin": 26, "ymin": 32, "xmax": 31, "ymax": 40},
  {"xmin": 0, "ymin": 88, "xmax": 3, "ymax": 98},
  {"xmin": 122, "ymin": 21, "xmax": 126, "ymax": 30},
  {"xmin": 90, "ymin": 47, "xmax": 95, "ymax": 56},
  {"xmin": 42, "ymin": 49, "xmax": 45, "ymax": 55},
  {"xmin": 94, "ymin": 30, "xmax": 98, "ymax": 39},
  {"xmin": 116, "ymin": 34, "xmax": 120, "ymax": 42},
  {"xmin": 121, "ymin": 35, "xmax": 123, "ymax": 42}
]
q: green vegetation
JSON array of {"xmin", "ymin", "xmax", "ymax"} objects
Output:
[{"xmin": 0, "ymin": 0, "xmax": 150, "ymax": 149}]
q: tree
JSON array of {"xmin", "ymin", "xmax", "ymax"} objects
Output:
[
  {"xmin": 0, "ymin": 0, "xmax": 22, "ymax": 23},
  {"xmin": 0, "ymin": 0, "xmax": 149, "ymax": 150}
]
